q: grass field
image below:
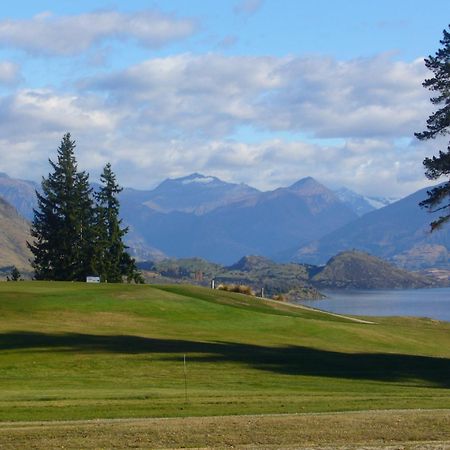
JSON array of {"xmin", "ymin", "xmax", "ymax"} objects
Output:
[
  {"xmin": 1, "ymin": 281, "xmax": 449, "ymax": 420},
  {"xmin": 0, "ymin": 281, "xmax": 449, "ymax": 447}
]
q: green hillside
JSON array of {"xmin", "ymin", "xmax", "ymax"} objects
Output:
[{"xmin": 0, "ymin": 282, "xmax": 449, "ymax": 422}]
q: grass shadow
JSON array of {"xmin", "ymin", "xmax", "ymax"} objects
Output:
[{"xmin": 1, "ymin": 331, "xmax": 449, "ymax": 387}]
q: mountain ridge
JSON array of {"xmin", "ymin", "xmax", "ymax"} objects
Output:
[
  {"xmin": 0, "ymin": 195, "xmax": 32, "ymax": 273},
  {"xmin": 293, "ymin": 184, "xmax": 450, "ymax": 270},
  {"xmin": 1, "ymin": 171, "xmax": 448, "ymax": 270}
]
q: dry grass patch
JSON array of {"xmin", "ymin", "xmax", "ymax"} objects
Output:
[{"xmin": 0, "ymin": 409, "xmax": 449, "ymax": 449}]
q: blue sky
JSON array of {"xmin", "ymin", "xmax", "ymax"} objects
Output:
[{"xmin": 0, "ymin": 0, "xmax": 449, "ymax": 196}]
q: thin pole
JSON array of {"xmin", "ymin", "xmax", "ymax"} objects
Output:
[{"xmin": 183, "ymin": 354, "xmax": 188, "ymax": 403}]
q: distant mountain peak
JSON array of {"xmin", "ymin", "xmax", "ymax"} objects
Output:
[
  {"xmin": 158, "ymin": 173, "xmax": 225, "ymax": 189},
  {"xmin": 287, "ymin": 177, "xmax": 333, "ymax": 197},
  {"xmin": 293, "ymin": 183, "xmax": 450, "ymax": 270},
  {"xmin": 333, "ymin": 186, "xmax": 398, "ymax": 217},
  {"xmin": 289, "ymin": 176, "xmax": 320, "ymax": 189}
]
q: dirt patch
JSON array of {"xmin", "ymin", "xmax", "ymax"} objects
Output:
[{"xmin": 0, "ymin": 409, "xmax": 448, "ymax": 449}]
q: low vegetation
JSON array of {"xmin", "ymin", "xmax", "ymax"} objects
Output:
[
  {"xmin": 217, "ymin": 283, "xmax": 255, "ymax": 295},
  {"xmin": 1, "ymin": 410, "xmax": 449, "ymax": 449},
  {"xmin": 1, "ymin": 281, "xmax": 449, "ymax": 424}
]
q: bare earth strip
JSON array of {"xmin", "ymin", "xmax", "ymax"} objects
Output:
[
  {"xmin": 257, "ymin": 295, "xmax": 376, "ymax": 324},
  {"xmin": 279, "ymin": 299, "xmax": 377, "ymax": 324},
  {"xmin": 0, "ymin": 409, "xmax": 449, "ymax": 449}
]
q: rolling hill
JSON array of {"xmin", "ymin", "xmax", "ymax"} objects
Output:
[
  {"xmin": 139, "ymin": 251, "xmax": 436, "ymax": 293},
  {"xmin": 311, "ymin": 250, "xmax": 433, "ymax": 289},
  {"xmin": 0, "ymin": 281, "xmax": 449, "ymax": 425}
]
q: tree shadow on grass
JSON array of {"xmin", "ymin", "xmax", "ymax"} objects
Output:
[{"xmin": 1, "ymin": 331, "xmax": 450, "ymax": 388}]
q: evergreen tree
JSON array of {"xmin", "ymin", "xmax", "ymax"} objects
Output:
[
  {"xmin": 94, "ymin": 163, "xmax": 143, "ymax": 283},
  {"xmin": 28, "ymin": 133, "xmax": 95, "ymax": 280},
  {"xmin": 7, "ymin": 266, "xmax": 21, "ymax": 282},
  {"xmin": 416, "ymin": 25, "xmax": 450, "ymax": 230}
]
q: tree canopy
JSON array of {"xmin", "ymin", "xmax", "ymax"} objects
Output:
[
  {"xmin": 415, "ymin": 25, "xmax": 450, "ymax": 230},
  {"xmin": 94, "ymin": 163, "xmax": 143, "ymax": 283},
  {"xmin": 28, "ymin": 133, "xmax": 143, "ymax": 283}
]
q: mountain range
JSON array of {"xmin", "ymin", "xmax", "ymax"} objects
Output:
[
  {"xmin": 119, "ymin": 174, "xmax": 358, "ymax": 264},
  {"xmin": 0, "ymin": 171, "xmax": 448, "ymax": 270},
  {"xmin": 294, "ymin": 184, "xmax": 450, "ymax": 270},
  {"xmin": 0, "ymin": 172, "xmax": 38, "ymax": 220}
]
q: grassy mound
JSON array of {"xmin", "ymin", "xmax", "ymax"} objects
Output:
[{"xmin": 0, "ymin": 282, "xmax": 449, "ymax": 421}]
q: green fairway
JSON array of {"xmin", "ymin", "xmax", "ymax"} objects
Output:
[{"xmin": 0, "ymin": 281, "xmax": 449, "ymax": 422}]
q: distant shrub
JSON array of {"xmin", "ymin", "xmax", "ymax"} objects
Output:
[
  {"xmin": 217, "ymin": 283, "xmax": 255, "ymax": 296},
  {"xmin": 234, "ymin": 284, "xmax": 255, "ymax": 295},
  {"xmin": 6, "ymin": 266, "xmax": 21, "ymax": 282},
  {"xmin": 272, "ymin": 294, "xmax": 286, "ymax": 302}
]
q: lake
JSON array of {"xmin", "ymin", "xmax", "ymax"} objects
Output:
[{"xmin": 298, "ymin": 288, "xmax": 450, "ymax": 322}]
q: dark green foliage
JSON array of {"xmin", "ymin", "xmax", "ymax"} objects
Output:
[
  {"xmin": 94, "ymin": 163, "xmax": 141, "ymax": 283},
  {"xmin": 416, "ymin": 26, "xmax": 450, "ymax": 230},
  {"xmin": 28, "ymin": 135, "xmax": 142, "ymax": 283},
  {"xmin": 28, "ymin": 134, "xmax": 95, "ymax": 281},
  {"xmin": 6, "ymin": 266, "xmax": 21, "ymax": 282}
]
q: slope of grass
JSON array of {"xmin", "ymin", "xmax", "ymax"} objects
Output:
[{"xmin": 0, "ymin": 281, "xmax": 449, "ymax": 422}]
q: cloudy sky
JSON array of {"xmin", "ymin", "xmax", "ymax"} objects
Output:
[{"xmin": 0, "ymin": 0, "xmax": 448, "ymax": 197}]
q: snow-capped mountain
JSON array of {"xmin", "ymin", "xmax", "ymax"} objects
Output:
[
  {"xmin": 123, "ymin": 173, "xmax": 260, "ymax": 215},
  {"xmin": 334, "ymin": 187, "xmax": 398, "ymax": 217}
]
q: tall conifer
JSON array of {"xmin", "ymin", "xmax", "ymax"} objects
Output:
[
  {"xmin": 95, "ymin": 163, "xmax": 129, "ymax": 282},
  {"xmin": 28, "ymin": 133, "xmax": 95, "ymax": 280},
  {"xmin": 416, "ymin": 25, "xmax": 450, "ymax": 230}
]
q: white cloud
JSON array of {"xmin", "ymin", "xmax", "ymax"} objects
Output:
[
  {"xmin": 85, "ymin": 53, "xmax": 429, "ymax": 142},
  {"xmin": 0, "ymin": 52, "xmax": 438, "ymax": 198},
  {"xmin": 0, "ymin": 10, "xmax": 197, "ymax": 55},
  {"xmin": 260, "ymin": 54, "xmax": 430, "ymax": 138},
  {"xmin": 85, "ymin": 53, "xmax": 284, "ymax": 138},
  {"xmin": 0, "ymin": 89, "xmax": 120, "ymax": 138}
]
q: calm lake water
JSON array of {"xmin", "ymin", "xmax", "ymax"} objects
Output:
[{"xmin": 298, "ymin": 288, "xmax": 450, "ymax": 322}]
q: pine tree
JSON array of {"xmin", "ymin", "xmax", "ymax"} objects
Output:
[
  {"xmin": 415, "ymin": 25, "xmax": 450, "ymax": 230},
  {"xmin": 94, "ymin": 163, "xmax": 143, "ymax": 283},
  {"xmin": 7, "ymin": 266, "xmax": 21, "ymax": 282},
  {"xmin": 28, "ymin": 133, "xmax": 95, "ymax": 280}
]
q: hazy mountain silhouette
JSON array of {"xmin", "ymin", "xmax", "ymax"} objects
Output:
[{"xmin": 293, "ymin": 185, "xmax": 450, "ymax": 269}]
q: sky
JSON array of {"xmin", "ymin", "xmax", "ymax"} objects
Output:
[{"xmin": 0, "ymin": 0, "xmax": 449, "ymax": 197}]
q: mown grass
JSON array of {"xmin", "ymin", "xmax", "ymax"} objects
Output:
[{"xmin": 0, "ymin": 281, "xmax": 449, "ymax": 422}]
